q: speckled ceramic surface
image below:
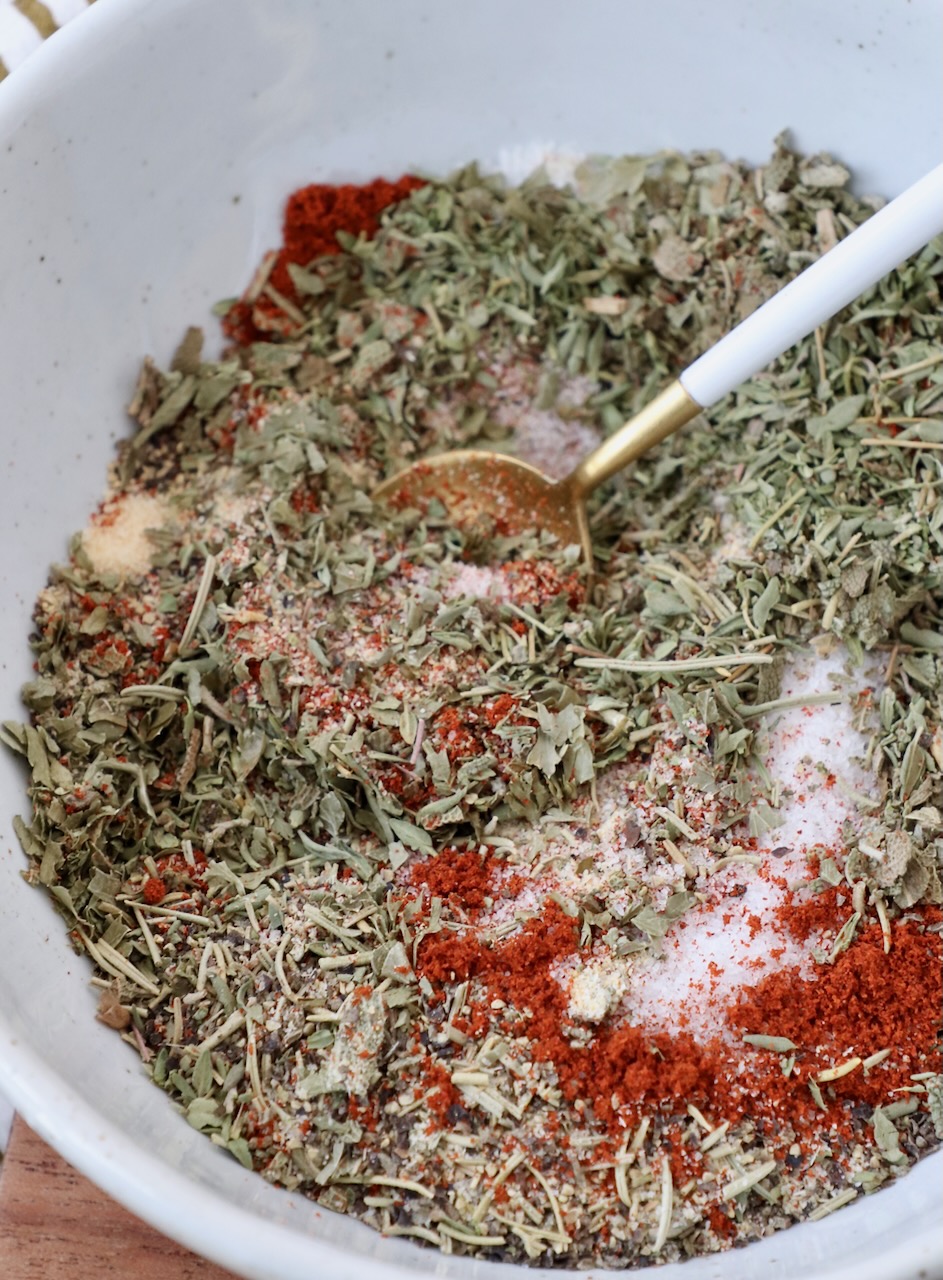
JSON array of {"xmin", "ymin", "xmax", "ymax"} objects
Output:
[{"xmin": 0, "ymin": 2, "xmax": 940, "ymax": 1278}]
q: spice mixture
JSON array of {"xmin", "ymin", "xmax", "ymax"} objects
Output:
[{"xmin": 4, "ymin": 137, "xmax": 943, "ymax": 1267}]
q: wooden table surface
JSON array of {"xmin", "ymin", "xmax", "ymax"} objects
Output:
[{"xmin": 0, "ymin": 1116, "xmax": 239, "ymax": 1280}]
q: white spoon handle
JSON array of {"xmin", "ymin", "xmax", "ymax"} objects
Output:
[{"xmin": 680, "ymin": 164, "xmax": 943, "ymax": 408}]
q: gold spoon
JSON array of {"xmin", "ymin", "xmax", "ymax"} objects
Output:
[
  {"xmin": 374, "ymin": 382, "xmax": 696, "ymax": 561},
  {"xmin": 374, "ymin": 164, "xmax": 943, "ymax": 561}
]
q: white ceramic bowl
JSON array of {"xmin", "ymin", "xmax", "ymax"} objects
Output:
[{"xmin": 1, "ymin": 2, "xmax": 941, "ymax": 1277}]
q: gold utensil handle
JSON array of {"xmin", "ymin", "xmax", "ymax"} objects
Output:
[{"xmin": 566, "ymin": 380, "xmax": 701, "ymax": 500}]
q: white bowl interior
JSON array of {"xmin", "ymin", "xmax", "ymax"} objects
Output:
[{"xmin": 0, "ymin": 1, "xmax": 941, "ymax": 1277}]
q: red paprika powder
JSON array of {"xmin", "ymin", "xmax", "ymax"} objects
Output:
[
  {"xmin": 411, "ymin": 866, "xmax": 942, "ymax": 1167},
  {"xmin": 223, "ymin": 175, "xmax": 424, "ymax": 344}
]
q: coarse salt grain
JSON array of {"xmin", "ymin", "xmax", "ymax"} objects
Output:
[{"xmin": 757, "ymin": 645, "xmax": 874, "ymax": 852}]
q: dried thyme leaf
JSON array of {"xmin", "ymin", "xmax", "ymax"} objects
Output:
[
  {"xmin": 927, "ymin": 1076, "xmax": 943, "ymax": 1139},
  {"xmin": 871, "ymin": 1107, "xmax": 907, "ymax": 1166},
  {"xmin": 743, "ymin": 1035, "xmax": 798, "ymax": 1053}
]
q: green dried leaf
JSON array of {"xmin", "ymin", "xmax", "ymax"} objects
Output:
[
  {"xmin": 926, "ymin": 1076, "xmax": 943, "ymax": 1139},
  {"xmin": 872, "ymin": 1107, "xmax": 907, "ymax": 1165},
  {"xmin": 387, "ymin": 817, "xmax": 434, "ymax": 852},
  {"xmin": 806, "ymin": 395, "xmax": 867, "ymax": 439},
  {"xmin": 752, "ymin": 578, "xmax": 780, "ymax": 632},
  {"xmin": 186, "ymin": 1096, "xmax": 224, "ymax": 1132},
  {"xmin": 743, "ymin": 1034, "xmax": 799, "ymax": 1053}
]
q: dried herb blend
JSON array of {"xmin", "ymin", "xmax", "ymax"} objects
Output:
[{"xmin": 4, "ymin": 139, "xmax": 943, "ymax": 1268}]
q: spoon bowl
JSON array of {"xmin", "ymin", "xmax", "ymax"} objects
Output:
[
  {"xmin": 374, "ymin": 382, "xmax": 701, "ymax": 562},
  {"xmin": 373, "ymin": 450, "xmax": 591, "ymax": 555}
]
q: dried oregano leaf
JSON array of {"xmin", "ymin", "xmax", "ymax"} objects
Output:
[
  {"xmin": 883, "ymin": 830, "xmax": 916, "ymax": 881},
  {"xmin": 927, "ymin": 1077, "xmax": 943, "ymax": 1140},
  {"xmin": 871, "ymin": 1108, "xmax": 907, "ymax": 1166}
]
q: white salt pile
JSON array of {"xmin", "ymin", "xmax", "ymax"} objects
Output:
[
  {"xmin": 606, "ymin": 647, "xmax": 878, "ymax": 1042},
  {"xmin": 439, "ymin": 563, "xmax": 510, "ymax": 602},
  {"xmin": 477, "ymin": 645, "xmax": 879, "ymax": 1044},
  {"xmin": 491, "ymin": 364, "xmax": 602, "ymax": 482}
]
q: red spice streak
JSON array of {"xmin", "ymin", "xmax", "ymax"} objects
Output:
[
  {"xmin": 418, "ymin": 903, "xmax": 715, "ymax": 1127},
  {"xmin": 411, "ymin": 847, "xmax": 495, "ymax": 911},
  {"xmin": 348, "ymin": 1094, "xmax": 381, "ymax": 1132},
  {"xmin": 223, "ymin": 176, "xmax": 424, "ymax": 344},
  {"xmin": 708, "ymin": 1203, "xmax": 737, "ymax": 1241},
  {"xmin": 141, "ymin": 877, "xmax": 167, "ymax": 905},
  {"xmin": 148, "ymin": 847, "xmax": 210, "ymax": 898},
  {"xmin": 431, "ymin": 706, "xmax": 480, "ymax": 764},
  {"xmin": 414, "ymin": 891, "xmax": 943, "ymax": 1147},
  {"xmin": 274, "ymin": 178, "xmax": 424, "ymax": 295},
  {"xmin": 731, "ymin": 920, "xmax": 943, "ymax": 1105},
  {"xmin": 778, "ymin": 882, "xmax": 847, "ymax": 941},
  {"xmin": 422, "ymin": 1059, "xmax": 462, "ymax": 1126}
]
